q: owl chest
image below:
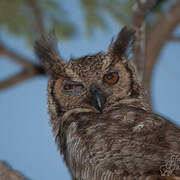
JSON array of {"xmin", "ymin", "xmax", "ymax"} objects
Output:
[{"xmin": 59, "ymin": 110, "xmax": 170, "ymax": 179}]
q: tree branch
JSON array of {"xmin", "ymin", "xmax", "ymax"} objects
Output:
[
  {"xmin": 169, "ymin": 36, "xmax": 180, "ymax": 42},
  {"xmin": 0, "ymin": 162, "xmax": 28, "ymax": 180},
  {"xmin": 0, "ymin": 43, "xmax": 45, "ymax": 91},
  {"xmin": 132, "ymin": 0, "xmax": 157, "ymax": 82},
  {"xmin": 0, "ymin": 44, "xmax": 34, "ymax": 68},
  {"xmin": 26, "ymin": 0, "xmax": 45, "ymax": 36},
  {"xmin": 0, "ymin": 66, "xmax": 44, "ymax": 91},
  {"xmin": 143, "ymin": 0, "xmax": 180, "ymax": 103},
  {"xmin": 0, "ymin": 0, "xmax": 47, "ymax": 91}
]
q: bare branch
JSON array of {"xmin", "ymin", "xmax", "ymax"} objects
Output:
[
  {"xmin": 0, "ymin": 65, "xmax": 45, "ymax": 91},
  {"xmin": 132, "ymin": 0, "xmax": 157, "ymax": 82},
  {"xmin": 26, "ymin": 0, "xmax": 45, "ymax": 35},
  {"xmin": 143, "ymin": 0, "xmax": 180, "ymax": 103},
  {"xmin": 169, "ymin": 36, "xmax": 180, "ymax": 42},
  {"xmin": 0, "ymin": 0, "xmax": 47, "ymax": 91},
  {"xmin": 0, "ymin": 162, "xmax": 28, "ymax": 180},
  {"xmin": 0, "ymin": 42, "xmax": 45, "ymax": 90},
  {"xmin": 0, "ymin": 43, "xmax": 34, "ymax": 68}
]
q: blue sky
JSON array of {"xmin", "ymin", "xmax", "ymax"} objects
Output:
[{"xmin": 0, "ymin": 1, "xmax": 180, "ymax": 180}]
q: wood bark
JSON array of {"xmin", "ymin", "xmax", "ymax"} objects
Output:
[
  {"xmin": 143, "ymin": 1, "xmax": 180, "ymax": 102},
  {"xmin": 132, "ymin": 0, "xmax": 157, "ymax": 82},
  {"xmin": 0, "ymin": 162, "xmax": 28, "ymax": 180}
]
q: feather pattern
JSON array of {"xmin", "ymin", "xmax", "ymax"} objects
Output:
[{"xmin": 36, "ymin": 27, "xmax": 180, "ymax": 180}]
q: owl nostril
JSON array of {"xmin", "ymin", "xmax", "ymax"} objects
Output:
[{"xmin": 89, "ymin": 84, "xmax": 106, "ymax": 113}]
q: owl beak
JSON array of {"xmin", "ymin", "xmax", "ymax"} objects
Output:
[{"xmin": 89, "ymin": 84, "xmax": 106, "ymax": 113}]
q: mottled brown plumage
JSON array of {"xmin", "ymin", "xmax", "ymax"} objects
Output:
[{"xmin": 35, "ymin": 27, "xmax": 180, "ymax": 180}]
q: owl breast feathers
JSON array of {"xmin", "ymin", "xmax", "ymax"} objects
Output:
[{"xmin": 35, "ymin": 27, "xmax": 180, "ymax": 180}]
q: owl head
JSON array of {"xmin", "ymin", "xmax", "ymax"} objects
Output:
[{"xmin": 35, "ymin": 27, "xmax": 145, "ymax": 117}]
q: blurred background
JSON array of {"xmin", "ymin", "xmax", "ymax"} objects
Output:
[{"xmin": 0, "ymin": 0, "xmax": 180, "ymax": 179}]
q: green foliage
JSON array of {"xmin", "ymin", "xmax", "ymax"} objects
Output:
[
  {"xmin": 0, "ymin": 0, "xmax": 26, "ymax": 35},
  {"xmin": 0, "ymin": 0, "xmax": 170, "ymax": 43},
  {"xmin": 0, "ymin": 0, "xmax": 75, "ymax": 44},
  {"xmin": 81, "ymin": 0, "xmax": 134, "ymax": 35},
  {"xmin": 38, "ymin": 0, "xmax": 76, "ymax": 40}
]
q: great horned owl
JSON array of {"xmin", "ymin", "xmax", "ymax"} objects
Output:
[{"xmin": 35, "ymin": 27, "xmax": 180, "ymax": 180}]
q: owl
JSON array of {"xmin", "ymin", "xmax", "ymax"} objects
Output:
[{"xmin": 34, "ymin": 27, "xmax": 180, "ymax": 180}]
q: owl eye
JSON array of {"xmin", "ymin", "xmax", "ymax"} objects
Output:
[
  {"xmin": 103, "ymin": 72, "xmax": 119, "ymax": 84},
  {"xmin": 63, "ymin": 83, "xmax": 84, "ymax": 90},
  {"xmin": 64, "ymin": 83, "xmax": 75, "ymax": 90},
  {"xmin": 63, "ymin": 81, "xmax": 85, "ymax": 95}
]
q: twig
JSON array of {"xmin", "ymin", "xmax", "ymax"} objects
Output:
[
  {"xmin": 0, "ymin": 66, "xmax": 44, "ymax": 91},
  {"xmin": 0, "ymin": 0, "xmax": 46, "ymax": 91},
  {"xmin": 143, "ymin": 0, "xmax": 180, "ymax": 103},
  {"xmin": 0, "ymin": 0, "xmax": 47, "ymax": 91},
  {"xmin": 0, "ymin": 43, "xmax": 34, "ymax": 67},
  {"xmin": 26, "ymin": 0, "xmax": 45, "ymax": 36},
  {"xmin": 0, "ymin": 43, "xmax": 45, "ymax": 91},
  {"xmin": 0, "ymin": 162, "xmax": 28, "ymax": 180},
  {"xmin": 132, "ymin": 0, "xmax": 157, "ymax": 82}
]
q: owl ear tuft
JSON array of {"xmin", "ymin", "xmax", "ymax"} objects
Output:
[
  {"xmin": 109, "ymin": 27, "xmax": 135, "ymax": 60},
  {"xmin": 34, "ymin": 31, "xmax": 66, "ymax": 78}
]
